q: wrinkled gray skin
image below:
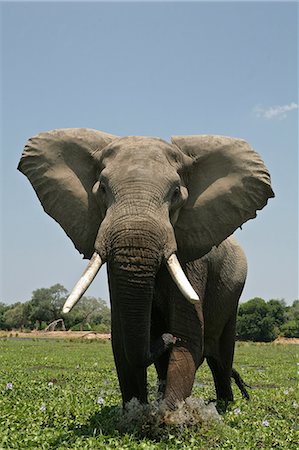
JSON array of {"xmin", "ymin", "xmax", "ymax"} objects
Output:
[{"xmin": 18, "ymin": 130, "xmax": 274, "ymax": 410}]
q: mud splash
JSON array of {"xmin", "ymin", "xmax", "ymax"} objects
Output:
[{"xmin": 117, "ymin": 396, "xmax": 221, "ymax": 437}]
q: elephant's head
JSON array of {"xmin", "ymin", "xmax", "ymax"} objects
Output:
[{"xmin": 18, "ymin": 128, "xmax": 274, "ymax": 368}]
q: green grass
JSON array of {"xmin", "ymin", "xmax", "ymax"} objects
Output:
[{"xmin": 0, "ymin": 338, "xmax": 298, "ymax": 449}]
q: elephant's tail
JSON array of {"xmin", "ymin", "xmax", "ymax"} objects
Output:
[{"xmin": 231, "ymin": 368, "xmax": 251, "ymax": 400}]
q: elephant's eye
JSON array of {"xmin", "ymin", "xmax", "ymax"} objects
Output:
[
  {"xmin": 171, "ymin": 186, "xmax": 181, "ymax": 203},
  {"xmin": 99, "ymin": 183, "xmax": 106, "ymax": 196}
]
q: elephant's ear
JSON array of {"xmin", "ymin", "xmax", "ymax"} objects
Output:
[
  {"xmin": 18, "ymin": 128, "xmax": 118, "ymax": 259},
  {"xmin": 172, "ymin": 135, "xmax": 274, "ymax": 261}
]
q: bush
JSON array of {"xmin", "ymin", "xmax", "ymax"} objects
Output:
[
  {"xmin": 70, "ymin": 323, "xmax": 92, "ymax": 332},
  {"xmin": 90, "ymin": 323, "xmax": 111, "ymax": 333},
  {"xmin": 281, "ymin": 320, "xmax": 299, "ymax": 338},
  {"xmin": 236, "ymin": 298, "xmax": 284, "ymax": 342}
]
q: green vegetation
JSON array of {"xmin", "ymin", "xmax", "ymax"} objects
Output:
[
  {"xmin": 236, "ymin": 298, "xmax": 299, "ymax": 341},
  {"xmin": 0, "ymin": 284, "xmax": 111, "ymax": 333},
  {"xmin": 1, "ymin": 285, "xmax": 299, "ymax": 340},
  {"xmin": 0, "ymin": 339, "xmax": 298, "ymax": 449}
]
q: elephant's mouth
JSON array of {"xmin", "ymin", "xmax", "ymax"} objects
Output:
[{"xmin": 62, "ymin": 251, "xmax": 199, "ymax": 314}]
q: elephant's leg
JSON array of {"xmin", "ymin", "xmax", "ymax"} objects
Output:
[
  {"xmin": 113, "ymin": 331, "xmax": 174, "ymax": 404},
  {"xmin": 164, "ymin": 301, "xmax": 204, "ymax": 409},
  {"xmin": 206, "ymin": 313, "xmax": 237, "ymax": 408},
  {"xmin": 164, "ymin": 345, "xmax": 199, "ymax": 409},
  {"xmin": 150, "ymin": 305, "xmax": 170, "ymax": 397},
  {"xmin": 206, "ymin": 356, "xmax": 233, "ymax": 409},
  {"xmin": 157, "ymin": 262, "xmax": 206, "ymax": 409},
  {"xmin": 154, "ymin": 327, "xmax": 200, "ymax": 410},
  {"xmin": 154, "ymin": 352, "xmax": 170, "ymax": 397},
  {"xmin": 111, "ymin": 304, "xmax": 174, "ymax": 405}
]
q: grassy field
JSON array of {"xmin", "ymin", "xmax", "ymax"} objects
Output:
[{"xmin": 0, "ymin": 338, "xmax": 298, "ymax": 449}]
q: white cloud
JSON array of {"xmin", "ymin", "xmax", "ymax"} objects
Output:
[{"xmin": 254, "ymin": 102, "xmax": 298, "ymax": 120}]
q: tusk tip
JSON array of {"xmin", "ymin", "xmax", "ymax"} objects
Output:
[
  {"xmin": 61, "ymin": 252, "xmax": 103, "ymax": 315},
  {"xmin": 62, "ymin": 305, "xmax": 71, "ymax": 314},
  {"xmin": 189, "ymin": 295, "xmax": 200, "ymax": 304}
]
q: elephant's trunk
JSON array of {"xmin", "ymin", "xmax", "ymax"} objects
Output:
[
  {"xmin": 62, "ymin": 214, "xmax": 199, "ymax": 316},
  {"xmin": 107, "ymin": 215, "xmax": 166, "ymax": 368}
]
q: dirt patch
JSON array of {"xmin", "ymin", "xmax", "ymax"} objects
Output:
[
  {"xmin": 1, "ymin": 332, "xmax": 298, "ymax": 343},
  {"xmin": 0, "ymin": 330, "xmax": 111, "ymax": 340},
  {"xmin": 273, "ymin": 337, "xmax": 299, "ymax": 345}
]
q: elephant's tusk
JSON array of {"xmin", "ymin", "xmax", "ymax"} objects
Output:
[
  {"xmin": 62, "ymin": 253, "xmax": 103, "ymax": 313},
  {"xmin": 166, "ymin": 254, "xmax": 200, "ymax": 304}
]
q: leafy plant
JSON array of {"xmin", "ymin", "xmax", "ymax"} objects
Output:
[{"xmin": 0, "ymin": 339, "xmax": 298, "ymax": 449}]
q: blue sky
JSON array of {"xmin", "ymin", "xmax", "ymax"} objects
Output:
[{"xmin": 1, "ymin": 1, "xmax": 298, "ymax": 305}]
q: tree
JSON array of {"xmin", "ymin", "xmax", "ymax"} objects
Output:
[
  {"xmin": 29, "ymin": 284, "xmax": 68, "ymax": 329},
  {"xmin": 0, "ymin": 302, "xmax": 10, "ymax": 329},
  {"xmin": 281, "ymin": 299, "xmax": 299, "ymax": 338},
  {"xmin": 64, "ymin": 296, "xmax": 110, "ymax": 331},
  {"xmin": 2, "ymin": 302, "xmax": 31, "ymax": 330},
  {"xmin": 267, "ymin": 299, "xmax": 286, "ymax": 327},
  {"xmin": 0, "ymin": 285, "xmax": 110, "ymax": 331},
  {"xmin": 236, "ymin": 297, "xmax": 279, "ymax": 342}
]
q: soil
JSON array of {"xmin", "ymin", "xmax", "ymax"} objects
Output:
[
  {"xmin": 0, "ymin": 330, "xmax": 111, "ymax": 340},
  {"xmin": 0, "ymin": 331, "xmax": 298, "ymax": 344},
  {"xmin": 273, "ymin": 336, "xmax": 299, "ymax": 345}
]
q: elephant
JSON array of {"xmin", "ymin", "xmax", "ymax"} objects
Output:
[{"xmin": 18, "ymin": 129, "xmax": 274, "ymax": 411}]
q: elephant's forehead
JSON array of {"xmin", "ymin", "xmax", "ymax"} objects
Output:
[{"xmin": 102, "ymin": 136, "xmax": 181, "ymax": 165}]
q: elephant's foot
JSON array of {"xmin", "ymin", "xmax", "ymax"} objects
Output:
[{"xmin": 208, "ymin": 398, "xmax": 231, "ymax": 414}]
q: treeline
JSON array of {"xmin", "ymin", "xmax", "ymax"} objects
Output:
[
  {"xmin": 0, "ymin": 284, "xmax": 111, "ymax": 332},
  {"xmin": 1, "ymin": 286, "xmax": 298, "ymax": 341},
  {"xmin": 236, "ymin": 297, "xmax": 299, "ymax": 341}
]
